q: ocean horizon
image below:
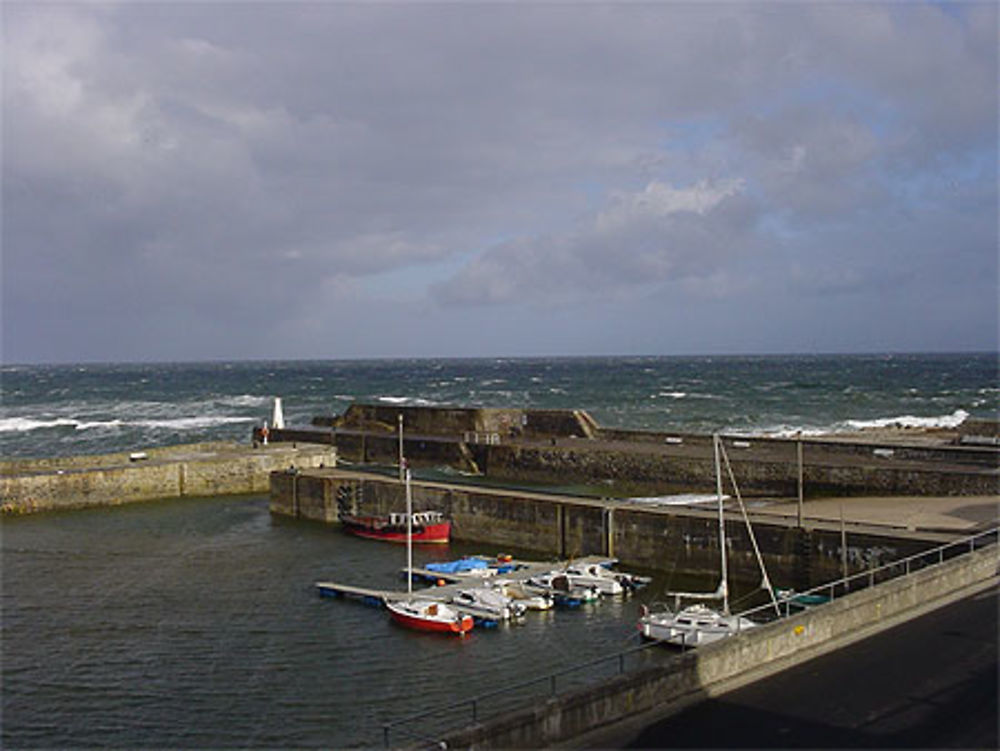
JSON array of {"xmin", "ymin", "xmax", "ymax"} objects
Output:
[{"xmin": 2, "ymin": 352, "xmax": 996, "ymax": 460}]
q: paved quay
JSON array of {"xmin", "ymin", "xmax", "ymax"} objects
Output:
[
  {"xmin": 753, "ymin": 494, "xmax": 999, "ymax": 534},
  {"xmin": 599, "ymin": 584, "xmax": 999, "ymax": 750}
]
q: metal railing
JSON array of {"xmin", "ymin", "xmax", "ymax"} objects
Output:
[
  {"xmin": 381, "ymin": 525, "xmax": 998, "ymax": 747},
  {"xmin": 382, "ymin": 640, "xmax": 663, "ymax": 748},
  {"xmin": 738, "ymin": 525, "xmax": 998, "ymax": 626}
]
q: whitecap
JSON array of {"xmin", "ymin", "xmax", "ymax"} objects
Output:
[
  {"xmin": 220, "ymin": 395, "xmax": 271, "ymax": 408},
  {"xmin": 843, "ymin": 409, "xmax": 969, "ymax": 432},
  {"xmin": 0, "ymin": 417, "xmax": 79, "ymax": 433},
  {"xmin": 133, "ymin": 416, "xmax": 256, "ymax": 430},
  {"xmin": 377, "ymin": 396, "xmax": 410, "ymax": 405},
  {"xmin": 75, "ymin": 419, "xmax": 125, "ymax": 431}
]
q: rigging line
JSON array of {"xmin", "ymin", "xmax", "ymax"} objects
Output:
[{"xmin": 718, "ymin": 440, "xmax": 782, "ymax": 617}]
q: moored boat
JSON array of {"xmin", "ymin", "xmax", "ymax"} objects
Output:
[
  {"xmin": 638, "ymin": 602, "xmax": 757, "ymax": 646},
  {"xmin": 340, "ymin": 510, "xmax": 451, "ymax": 544},
  {"xmin": 559, "ymin": 562, "xmax": 650, "ymax": 595},
  {"xmin": 774, "ymin": 587, "xmax": 831, "ymax": 610},
  {"xmin": 450, "ymin": 587, "xmax": 527, "ymax": 623},
  {"xmin": 491, "ymin": 579, "xmax": 554, "ymax": 610},
  {"xmin": 385, "ymin": 597, "xmax": 474, "ymax": 635},
  {"xmin": 385, "ymin": 468, "xmax": 474, "ymax": 635},
  {"xmin": 525, "ymin": 573, "xmax": 600, "ymax": 607},
  {"xmin": 638, "ymin": 435, "xmax": 779, "ymax": 647}
]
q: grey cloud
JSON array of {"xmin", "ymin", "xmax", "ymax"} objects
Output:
[
  {"xmin": 433, "ymin": 179, "xmax": 763, "ymax": 306},
  {"xmin": 3, "ymin": 2, "xmax": 996, "ymax": 362}
]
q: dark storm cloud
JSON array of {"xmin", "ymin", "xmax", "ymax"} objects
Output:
[{"xmin": 2, "ymin": 2, "xmax": 996, "ymax": 362}]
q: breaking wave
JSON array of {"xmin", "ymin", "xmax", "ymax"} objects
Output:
[
  {"xmin": 842, "ymin": 409, "xmax": 970, "ymax": 432},
  {"xmin": 0, "ymin": 415, "xmax": 254, "ymax": 434}
]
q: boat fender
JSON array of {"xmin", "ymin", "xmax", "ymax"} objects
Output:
[{"xmin": 436, "ymin": 579, "xmax": 446, "ymax": 587}]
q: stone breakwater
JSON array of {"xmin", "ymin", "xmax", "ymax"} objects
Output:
[
  {"xmin": 269, "ymin": 404, "xmax": 1000, "ymax": 498},
  {"xmin": 1, "ymin": 441, "xmax": 336, "ymax": 514}
]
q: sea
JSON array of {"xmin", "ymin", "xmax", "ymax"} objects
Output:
[
  {"xmin": 2, "ymin": 354, "xmax": 997, "ymax": 748},
  {"xmin": 2, "ymin": 353, "xmax": 996, "ymax": 459}
]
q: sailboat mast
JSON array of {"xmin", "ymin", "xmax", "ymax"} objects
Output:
[
  {"xmin": 714, "ymin": 434, "xmax": 730, "ymax": 615},
  {"xmin": 405, "ymin": 468, "xmax": 413, "ymax": 596}
]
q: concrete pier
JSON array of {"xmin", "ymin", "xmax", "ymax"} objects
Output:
[{"xmin": 1, "ymin": 441, "xmax": 336, "ymax": 514}]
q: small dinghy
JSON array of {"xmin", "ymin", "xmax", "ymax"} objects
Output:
[{"xmin": 385, "ymin": 598, "xmax": 474, "ymax": 635}]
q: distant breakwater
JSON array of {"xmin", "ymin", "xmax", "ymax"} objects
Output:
[{"xmin": 266, "ymin": 404, "xmax": 999, "ymax": 498}]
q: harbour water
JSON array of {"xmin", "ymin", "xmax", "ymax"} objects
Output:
[
  {"xmin": 2, "ymin": 354, "xmax": 996, "ymax": 747},
  {"xmin": 3, "ymin": 495, "xmax": 686, "ymax": 748}
]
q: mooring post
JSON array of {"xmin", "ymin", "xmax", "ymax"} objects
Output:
[
  {"xmin": 797, "ymin": 441, "xmax": 804, "ymax": 527},
  {"xmin": 606, "ymin": 507, "xmax": 614, "ymax": 558},
  {"xmin": 398, "ymin": 413, "xmax": 405, "ymax": 483}
]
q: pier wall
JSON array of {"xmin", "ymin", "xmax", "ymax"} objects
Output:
[
  {"xmin": 269, "ymin": 404, "xmax": 999, "ymax": 497},
  {"xmin": 2, "ymin": 443, "xmax": 336, "ymax": 514},
  {"xmin": 314, "ymin": 404, "xmax": 595, "ymax": 440},
  {"xmin": 294, "ymin": 430, "xmax": 998, "ymax": 498},
  {"xmin": 439, "ymin": 544, "xmax": 1000, "ymax": 750},
  {"xmin": 270, "ymin": 470, "xmax": 940, "ymax": 586}
]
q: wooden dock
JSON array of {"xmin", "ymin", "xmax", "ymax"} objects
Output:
[{"xmin": 315, "ymin": 555, "xmax": 622, "ymax": 611}]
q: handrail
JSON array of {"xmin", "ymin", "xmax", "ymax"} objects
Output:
[
  {"xmin": 381, "ymin": 525, "xmax": 998, "ymax": 747},
  {"xmin": 382, "ymin": 641, "xmax": 661, "ymax": 748},
  {"xmin": 736, "ymin": 525, "xmax": 998, "ymax": 625}
]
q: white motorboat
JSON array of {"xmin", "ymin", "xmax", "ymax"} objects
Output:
[
  {"xmin": 524, "ymin": 573, "xmax": 600, "ymax": 606},
  {"xmin": 638, "ymin": 434, "xmax": 779, "ymax": 647},
  {"xmin": 450, "ymin": 587, "xmax": 526, "ymax": 622},
  {"xmin": 490, "ymin": 579, "xmax": 554, "ymax": 610},
  {"xmin": 560, "ymin": 563, "xmax": 635, "ymax": 595}
]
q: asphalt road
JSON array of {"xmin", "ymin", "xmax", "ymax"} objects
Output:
[{"xmin": 617, "ymin": 584, "xmax": 998, "ymax": 749}]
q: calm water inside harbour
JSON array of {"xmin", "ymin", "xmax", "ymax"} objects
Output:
[{"xmin": 3, "ymin": 495, "xmax": 675, "ymax": 748}]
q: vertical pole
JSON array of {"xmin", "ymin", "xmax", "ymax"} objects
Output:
[
  {"xmin": 606, "ymin": 507, "xmax": 614, "ymax": 558},
  {"xmin": 840, "ymin": 504, "xmax": 848, "ymax": 581},
  {"xmin": 398, "ymin": 413, "xmax": 405, "ymax": 483},
  {"xmin": 797, "ymin": 441, "xmax": 804, "ymax": 528},
  {"xmin": 406, "ymin": 468, "xmax": 413, "ymax": 596},
  {"xmin": 714, "ymin": 434, "xmax": 729, "ymax": 615}
]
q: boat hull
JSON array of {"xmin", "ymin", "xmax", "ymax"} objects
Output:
[
  {"xmin": 386, "ymin": 599, "xmax": 474, "ymax": 635},
  {"xmin": 341, "ymin": 516, "xmax": 451, "ymax": 544},
  {"xmin": 639, "ymin": 606, "xmax": 757, "ymax": 647}
]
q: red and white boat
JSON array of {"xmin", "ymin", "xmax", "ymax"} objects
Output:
[
  {"xmin": 340, "ymin": 510, "xmax": 451, "ymax": 544},
  {"xmin": 385, "ymin": 597, "xmax": 474, "ymax": 635},
  {"xmin": 382, "ymin": 468, "xmax": 473, "ymax": 636}
]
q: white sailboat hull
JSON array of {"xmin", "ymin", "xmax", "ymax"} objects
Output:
[{"xmin": 639, "ymin": 604, "xmax": 757, "ymax": 647}]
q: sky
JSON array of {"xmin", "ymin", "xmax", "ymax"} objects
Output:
[{"xmin": 2, "ymin": 1, "xmax": 997, "ymax": 364}]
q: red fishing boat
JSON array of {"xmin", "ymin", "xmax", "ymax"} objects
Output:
[
  {"xmin": 385, "ymin": 597, "xmax": 474, "ymax": 635},
  {"xmin": 339, "ymin": 510, "xmax": 451, "ymax": 544}
]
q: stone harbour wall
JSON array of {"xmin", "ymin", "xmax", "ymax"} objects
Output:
[{"xmin": 2, "ymin": 443, "xmax": 337, "ymax": 514}]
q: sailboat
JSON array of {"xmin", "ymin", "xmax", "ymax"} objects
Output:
[
  {"xmin": 638, "ymin": 434, "xmax": 777, "ymax": 647},
  {"xmin": 384, "ymin": 468, "xmax": 473, "ymax": 636}
]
